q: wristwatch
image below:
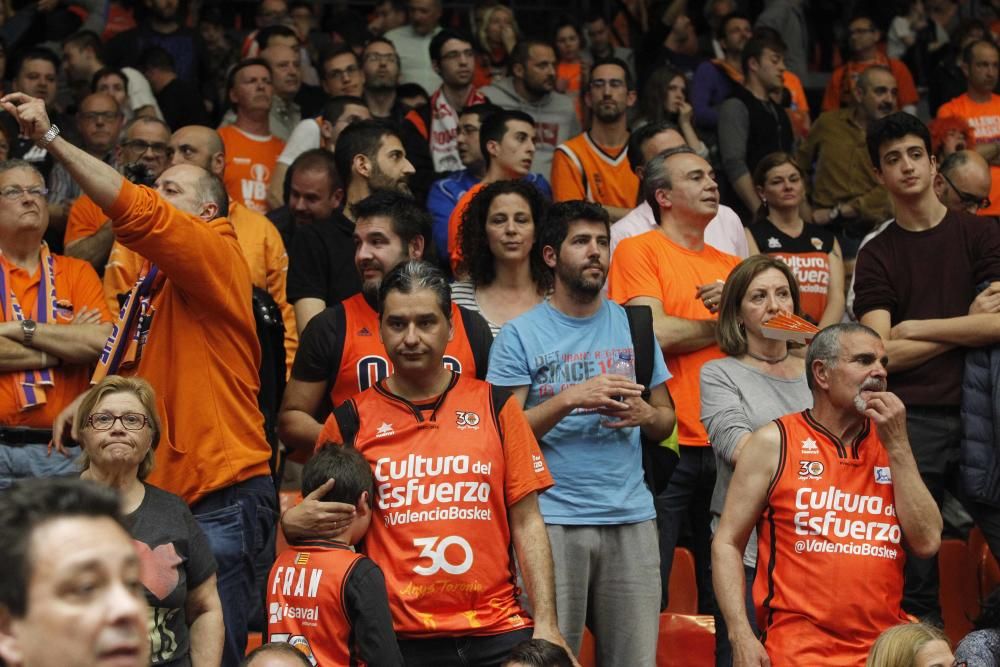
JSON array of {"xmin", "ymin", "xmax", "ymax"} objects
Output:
[
  {"xmin": 20, "ymin": 319, "xmax": 36, "ymax": 347},
  {"xmin": 37, "ymin": 124, "xmax": 60, "ymax": 149}
]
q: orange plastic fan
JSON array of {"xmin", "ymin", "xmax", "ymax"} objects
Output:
[{"xmin": 761, "ymin": 313, "xmax": 820, "ymax": 344}]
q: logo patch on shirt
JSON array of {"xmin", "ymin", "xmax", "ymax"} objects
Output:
[
  {"xmin": 358, "ymin": 327, "xmax": 372, "ymax": 336},
  {"xmin": 798, "ymin": 460, "xmax": 825, "ymax": 479},
  {"xmin": 768, "ymin": 237, "xmax": 781, "ymax": 249},
  {"xmin": 801, "ymin": 437, "xmax": 819, "ymax": 454},
  {"xmin": 376, "ymin": 422, "xmax": 395, "ymax": 438},
  {"xmin": 456, "ymin": 411, "xmax": 480, "ymax": 430},
  {"xmin": 811, "ymin": 237, "xmax": 824, "ymax": 250},
  {"xmin": 294, "ymin": 552, "xmax": 309, "ymax": 566},
  {"xmin": 874, "ymin": 466, "xmax": 892, "ymax": 484},
  {"xmin": 532, "ymin": 454, "xmax": 545, "ymax": 473}
]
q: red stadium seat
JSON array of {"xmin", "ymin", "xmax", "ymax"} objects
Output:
[
  {"xmin": 245, "ymin": 632, "xmax": 263, "ymax": 654},
  {"xmin": 578, "ymin": 627, "xmax": 597, "ymax": 667},
  {"xmin": 938, "ymin": 538, "xmax": 978, "ymax": 645},
  {"xmin": 969, "ymin": 527, "xmax": 1000, "ymax": 600},
  {"xmin": 666, "ymin": 547, "xmax": 698, "ymax": 614},
  {"xmin": 657, "ymin": 613, "xmax": 716, "ymax": 666}
]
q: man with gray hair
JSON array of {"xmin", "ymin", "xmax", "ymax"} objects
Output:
[
  {"xmin": 608, "ymin": 145, "xmax": 741, "ymax": 611},
  {"xmin": 713, "ymin": 323, "xmax": 941, "ymax": 665},
  {"xmin": 933, "ymin": 149, "xmax": 993, "ymax": 215},
  {"xmin": 0, "ymin": 159, "xmax": 112, "ymax": 487},
  {"xmin": 1, "ymin": 91, "xmax": 277, "ymax": 666}
]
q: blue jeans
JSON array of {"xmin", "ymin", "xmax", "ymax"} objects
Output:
[
  {"xmin": 398, "ymin": 628, "xmax": 534, "ymax": 667},
  {"xmin": 0, "ymin": 443, "xmax": 81, "ymax": 489},
  {"xmin": 192, "ymin": 475, "xmax": 277, "ymax": 667}
]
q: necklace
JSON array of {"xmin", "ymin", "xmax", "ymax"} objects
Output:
[{"xmin": 746, "ymin": 349, "xmax": 789, "ymax": 364}]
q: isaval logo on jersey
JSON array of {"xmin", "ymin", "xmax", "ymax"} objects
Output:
[
  {"xmin": 798, "ymin": 460, "xmax": 825, "ymax": 480},
  {"xmin": 874, "ymin": 466, "xmax": 892, "ymax": 484},
  {"xmin": 456, "ymin": 411, "xmax": 480, "ymax": 430}
]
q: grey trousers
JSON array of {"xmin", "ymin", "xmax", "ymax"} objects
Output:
[
  {"xmin": 547, "ymin": 520, "xmax": 661, "ymax": 667},
  {"xmin": 0, "ymin": 443, "xmax": 81, "ymax": 489}
]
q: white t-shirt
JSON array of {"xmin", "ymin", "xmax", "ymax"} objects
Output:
[
  {"xmin": 122, "ymin": 67, "xmax": 164, "ymax": 120},
  {"xmin": 277, "ymin": 118, "xmax": 322, "ymax": 166}
]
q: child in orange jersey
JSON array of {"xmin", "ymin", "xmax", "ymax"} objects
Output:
[{"xmin": 267, "ymin": 446, "xmax": 402, "ymax": 666}]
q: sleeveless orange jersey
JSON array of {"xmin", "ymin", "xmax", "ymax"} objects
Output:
[
  {"xmin": 331, "ymin": 293, "xmax": 479, "ymax": 407},
  {"xmin": 317, "ymin": 373, "xmax": 554, "ymax": 638},
  {"xmin": 267, "ymin": 542, "xmax": 364, "ymax": 665},
  {"xmin": 217, "ymin": 125, "xmax": 285, "ymax": 214},
  {"xmin": 755, "ymin": 411, "xmax": 909, "ymax": 666},
  {"xmin": 551, "ymin": 132, "xmax": 639, "ymax": 208}
]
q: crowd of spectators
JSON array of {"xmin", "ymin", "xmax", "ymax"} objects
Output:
[{"xmin": 1, "ymin": 0, "xmax": 1000, "ymax": 665}]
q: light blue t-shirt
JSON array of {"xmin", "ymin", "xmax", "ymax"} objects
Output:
[{"xmin": 487, "ymin": 299, "xmax": 670, "ymax": 524}]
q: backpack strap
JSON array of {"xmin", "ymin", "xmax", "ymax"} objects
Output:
[
  {"xmin": 331, "ymin": 400, "xmax": 360, "ymax": 448},
  {"xmin": 624, "ymin": 304, "xmax": 654, "ymax": 396}
]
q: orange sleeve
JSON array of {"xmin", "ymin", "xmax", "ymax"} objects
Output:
[
  {"xmin": 892, "ymin": 60, "xmax": 919, "ymax": 106},
  {"xmin": 937, "ymin": 99, "xmax": 957, "ymax": 119},
  {"xmin": 550, "ymin": 147, "xmax": 586, "ymax": 202},
  {"xmin": 64, "ymin": 195, "xmax": 109, "ymax": 247},
  {"xmin": 102, "ymin": 241, "xmax": 145, "ymax": 315},
  {"xmin": 607, "ymin": 237, "xmax": 664, "ymax": 304},
  {"xmin": 497, "ymin": 394, "xmax": 554, "ymax": 506},
  {"xmin": 784, "ymin": 72, "xmax": 809, "ymax": 114},
  {"xmin": 822, "ymin": 69, "xmax": 843, "ymax": 112},
  {"xmin": 315, "ymin": 412, "xmax": 345, "ymax": 451}
]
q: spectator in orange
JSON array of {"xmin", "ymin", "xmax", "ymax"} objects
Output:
[
  {"xmin": 553, "ymin": 19, "xmax": 587, "ymax": 125},
  {"xmin": 1, "ymin": 91, "xmax": 276, "ymax": 666},
  {"xmin": 936, "ymin": 39, "xmax": 1000, "ymax": 217},
  {"xmin": 218, "ymin": 58, "xmax": 285, "ymax": 214},
  {"xmin": 0, "ymin": 159, "xmax": 112, "ymax": 487},
  {"xmin": 928, "ymin": 115, "xmax": 976, "ymax": 160},
  {"xmin": 822, "ymin": 15, "xmax": 919, "ymax": 114},
  {"xmin": 608, "ymin": 145, "xmax": 741, "ymax": 611}
]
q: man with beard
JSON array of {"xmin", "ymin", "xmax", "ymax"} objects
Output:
[
  {"xmin": 488, "ymin": 200, "xmax": 675, "ymax": 663},
  {"xmin": 287, "ymin": 121, "xmax": 415, "ymax": 332},
  {"xmin": 713, "ymin": 323, "xmax": 941, "ymax": 665},
  {"xmin": 854, "ymin": 112, "xmax": 1000, "ymax": 626},
  {"xmin": 551, "ymin": 58, "xmax": 638, "ymax": 222},
  {"xmin": 608, "ymin": 146, "xmax": 741, "ymax": 613},
  {"xmin": 277, "ymin": 189, "xmax": 492, "ymax": 458},
  {"xmin": 218, "ymin": 59, "xmax": 286, "ymax": 214},
  {"xmin": 799, "ymin": 65, "xmax": 899, "ymax": 264},
  {"xmin": 482, "ymin": 40, "xmax": 580, "ymax": 180},
  {"xmin": 937, "ymin": 40, "xmax": 1000, "ymax": 217}
]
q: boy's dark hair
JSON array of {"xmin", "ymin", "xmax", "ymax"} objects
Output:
[
  {"xmin": 256, "ymin": 24, "xmax": 298, "ymax": 50},
  {"xmin": 351, "ymin": 188, "xmax": 434, "ymax": 263},
  {"xmin": 627, "ymin": 120, "xmax": 681, "ymax": 173},
  {"xmin": 501, "ymin": 638, "xmax": 574, "ymax": 667},
  {"xmin": 321, "ymin": 95, "xmax": 367, "ymax": 123},
  {"xmin": 589, "ymin": 56, "xmax": 634, "ymax": 91},
  {"xmin": 15, "ymin": 47, "xmax": 60, "ymax": 77},
  {"xmin": 91, "ymin": 67, "xmax": 129, "ymax": 94},
  {"xmin": 241, "ymin": 641, "xmax": 313, "ymax": 667},
  {"xmin": 741, "ymin": 33, "xmax": 785, "ymax": 76},
  {"xmin": 866, "ymin": 111, "xmax": 932, "ymax": 168},
  {"xmin": 0, "ymin": 478, "xmax": 124, "ymax": 617},
  {"xmin": 539, "ymin": 200, "xmax": 610, "ymax": 259},
  {"xmin": 430, "ymin": 28, "xmax": 473, "ymax": 63},
  {"xmin": 460, "ymin": 102, "xmax": 502, "ymax": 124},
  {"xmin": 63, "ymin": 30, "xmax": 105, "ymax": 63},
  {"xmin": 333, "ymin": 119, "xmax": 402, "ymax": 188},
  {"xmin": 480, "ymin": 109, "xmax": 535, "ymax": 168},
  {"xmin": 302, "ymin": 446, "xmax": 374, "ymax": 507}
]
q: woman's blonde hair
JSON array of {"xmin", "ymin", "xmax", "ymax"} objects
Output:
[
  {"xmin": 477, "ymin": 4, "xmax": 520, "ymax": 53},
  {"xmin": 76, "ymin": 375, "xmax": 161, "ymax": 480},
  {"xmin": 865, "ymin": 622, "xmax": 950, "ymax": 667}
]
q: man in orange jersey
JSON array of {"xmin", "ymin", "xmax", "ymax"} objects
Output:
[
  {"xmin": 550, "ymin": 57, "xmax": 638, "ymax": 221},
  {"xmin": 0, "ymin": 160, "xmax": 112, "ymax": 487},
  {"xmin": 936, "ymin": 39, "xmax": 1000, "ymax": 217},
  {"xmin": 218, "ymin": 58, "xmax": 286, "ymax": 214},
  {"xmin": 608, "ymin": 145, "xmax": 741, "ymax": 611},
  {"xmin": 285, "ymin": 260, "xmax": 574, "ymax": 664},
  {"xmin": 713, "ymin": 323, "xmax": 941, "ymax": 666},
  {"xmin": 278, "ymin": 189, "xmax": 492, "ymax": 458},
  {"xmin": 64, "ymin": 116, "xmax": 172, "ymax": 272},
  {"xmin": 1, "ymin": 92, "xmax": 276, "ymax": 667}
]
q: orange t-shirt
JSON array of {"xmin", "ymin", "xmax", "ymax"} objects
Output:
[
  {"xmin": 783, "ymin": 71, "xmax": 811, "ymax": 139},
  {"xmin": 218, "ymin": 125, "xmax": 285, "ymax": 214},
  {"xmin": 105, "ymin": 180, "xmax": 271, "ymax": 504},
  {"xmin": 551, "ymin": 132, "xmax": 639, "ymax": 207},
  {"xmin": 937, "ymin": 93, "xmax": 1000, "ymax": 217},
  {"xmin": 607, "ymin": 230, "xmax": 740, "ymax": 446},
  {"xmin": 448, "ymin": 181, "xmax": 487, "ymax": 275},
  {"xmin": 557, "ymin": 61, "xmax": 585, "ymax": 125},
  {"xmin": 822, "ymin": 57, "xmax": 918, "ymax": 112},
  {"xmin": 0, "ymin": 255, "xmax": 112, "ymax": 427},
  {"xmin": 756, "ymin": 411, "xmax": 908, "ymax": 665},
  {"xmin": 316, "ymin": 373, "xmax": 553, "ymax": 638},
  {"xmin": 64, "ymin": 194, "xmax": 109, "ymax": 247}
]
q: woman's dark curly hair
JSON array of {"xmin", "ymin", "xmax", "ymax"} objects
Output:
[{"xmin": 458, "ymin": 179, "xmax": 550, "ymax": 292}]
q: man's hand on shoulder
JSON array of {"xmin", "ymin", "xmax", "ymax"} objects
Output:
[{"xmin": 281, "ymin": 478, "xmax": 357, "ymax": 542}]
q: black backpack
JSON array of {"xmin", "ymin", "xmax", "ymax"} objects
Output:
[
  {"xmin": 624, "ymin": 305, "xmax": 680, "ymax": 496},
  {"xmin": 252, "ymin": 286, "xmax": 287, "ymax": 477}
]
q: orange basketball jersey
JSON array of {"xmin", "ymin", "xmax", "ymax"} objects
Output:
[
  {"xmin": 755, "ymin": 411, "xmax": 909, "ymax": 666},
  {"xmin": 218, "ymin": 125, "xmax": 285, "ymax": 214}
]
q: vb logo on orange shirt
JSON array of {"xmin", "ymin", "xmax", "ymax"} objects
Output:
[{"xmin": 241, "ymin": 163, "xmax": 271, "ymax": 213}]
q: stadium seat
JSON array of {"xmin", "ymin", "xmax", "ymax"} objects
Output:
[
  {"xmin": 969, "ymin": 527, "xmax": 1000, "ymax": 601},
  {"xmin": 657, "ymin": 613, "xmax": 716, "ymax": 666},
  {"xmin": 666, "ymin": 547, "xmax": 698, "ymax": 614},
  {"xmin": 245, "ymin": 631, "xmax": 263, "ymax": 654},
  {"xmin": 578, "ymin": 627, "xmax": 597, "ymax": 667},
  {"xmin": 938, "ymin": 538, "xmax": 978, "ymax": 645}
]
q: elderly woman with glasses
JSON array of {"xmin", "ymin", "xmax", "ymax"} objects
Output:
[{"xmin": 77, "ymin": 375, "xmax": 223, "ymax": 667}]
